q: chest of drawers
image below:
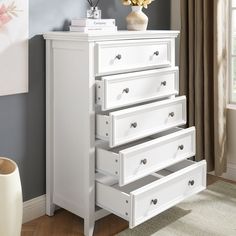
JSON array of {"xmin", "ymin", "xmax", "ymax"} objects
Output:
[{"xmin": 44, "ymin": 31, "xmax": 206, "ymax": 236}]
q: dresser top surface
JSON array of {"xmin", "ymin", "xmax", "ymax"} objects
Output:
[{"xmin": 43, "ymin": 30, "xmax": 179, "ymax": 42}]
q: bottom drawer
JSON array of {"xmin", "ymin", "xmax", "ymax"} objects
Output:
[{"xmin": 96, "ymin": 160, "xmax": 206, "ymax": 228}]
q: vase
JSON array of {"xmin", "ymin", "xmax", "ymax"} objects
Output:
[
  {"xmin": 0, "ymin": 157, "xmax": 23, "ymax": 236},
  {"xmin": 126, "ymin": 6, "xmax": 148, "ymax": 31}
]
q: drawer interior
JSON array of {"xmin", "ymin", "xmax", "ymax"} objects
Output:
[
  {"xmin": 97, "ymin": 159, "xmax": 199, "ymax": 191},
  {"xmin": 103, "ymin": 127, "xmax": 182, "ymax": 154}
]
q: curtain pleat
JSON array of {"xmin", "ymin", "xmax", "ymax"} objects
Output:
[
  {"xmin": 203, "ymin": 0, "xmax": 215, "ymax": 170},
  {"xmin": 213, "ymin": 0, "xmax": 228, "ymax": 175},
  {"xmin": 180, "ymin": 0, "xmax": 228, "ymax": 175}
]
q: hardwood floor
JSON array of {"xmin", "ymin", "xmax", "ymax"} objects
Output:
[
  {"xmin": 21, "ymin": 175, "xmax": 236, "ymax": 236},
  {"xmin": 21, "ymin": 210, "xmax": 128, "ymax": 236}
]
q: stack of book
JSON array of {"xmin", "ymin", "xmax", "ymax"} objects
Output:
[{"xmin": 69, "ymin": 18, "xmax": 117, "ymax": 33}]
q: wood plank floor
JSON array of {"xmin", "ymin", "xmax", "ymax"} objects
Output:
[
  {"xmin": 21, "ymin": 211, "xmax": 128, "ymax": 236},
  {"xmin": 21, "ymin": 175, "xmax": 236, "ymax": 236}
]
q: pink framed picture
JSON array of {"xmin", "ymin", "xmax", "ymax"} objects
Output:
[{"xmin": 0, "ymin": 0, "xmax": 28, "ymax": 96}]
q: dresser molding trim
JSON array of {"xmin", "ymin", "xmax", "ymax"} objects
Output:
[{"xmin": 44, "ymin": 30, "xmax": 180, "ymax": 42}]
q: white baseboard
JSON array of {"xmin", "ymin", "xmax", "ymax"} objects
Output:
[
  {"xmin": 22, "ymin": 163, "xmax": 236, "ymax": 224},
  {"xmin": 23, "ymin": 195, "xmax": 46, "ymax": 223},
  {"xmin": 208, "ymin": 162, "xmax": 236, "ymax": 182},
  {"xmin": 222, "ymin": 162, "xmax": 236, "ymax": 182}
]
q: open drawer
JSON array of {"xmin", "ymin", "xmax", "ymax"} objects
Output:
[
  {"xmin": 96, "ymin": 160, "xmax": 207, "ymax": 229},
  {"xmin": 96, "ymin": 96, "xmax": 186, "ymax": 147},
  {"xmin": 96, "ymin": 67, "xmax": 179, "ymax": 111},
  {"xmin": 96, "ymin": 127, "xmax": 196, "ymax": 186}
]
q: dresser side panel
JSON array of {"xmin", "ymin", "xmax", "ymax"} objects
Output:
[{"xmin": 47, "ymin": 40, "xmax": 95, "ymax": 218}]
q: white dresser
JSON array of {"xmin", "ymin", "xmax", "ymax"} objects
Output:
[{"xmin": 44, "ymin": 31, "xmax": 206, "ymax": 236}]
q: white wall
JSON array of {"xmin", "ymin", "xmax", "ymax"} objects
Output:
[
  {"xmin": 223, "ymin": 107, "xmax": 236, "ymax": 180},
  {"xmin": 227, "ymin": 108, "xmax": 236, "ymax": 163},
  {"xmin": 170, "ymin": 0, "xmax": 236, "ymax": 180}
]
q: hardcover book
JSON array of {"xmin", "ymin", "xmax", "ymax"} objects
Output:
[
  {"xmin": 71, "ymin": 18, "xmax": 116, "ymax": 27},
  {"xmin": 69, "ymin": 26, "xmax": 117, "ymax": 32}
]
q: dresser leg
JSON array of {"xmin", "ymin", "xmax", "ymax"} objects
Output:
[
  {"xmin": 84, "ymin": 217, "xmax": 95, "ymax": 236},
  {"xmin": 46, "ymin": 203, "xmax": 56, "ymax": 216},
  {"xmin": 46, "ymin": 195, "xmax": 56, "ymax": 216}
]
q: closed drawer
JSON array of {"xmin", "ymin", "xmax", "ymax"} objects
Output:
[
  {"xmin": 96, "ymin": 127, "xmax": 195, "ymax": 186},
  {"xmin": 96, "ymin": 160, "xmax": 207, "ymax": 229},
  {"xmin": 96, "ymin": 67, "xmax": 179, "ymax": 111},
  {"xmin": 95, "ymin": 39, "xmax": 174, "ymax": 75},
  {"xmin": 96, "ymin": 96, "xmax": 186, "ymax": 147}
]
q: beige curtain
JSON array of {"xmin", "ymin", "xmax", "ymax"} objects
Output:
[{"xmin": 180, "ymin": 0, "xmax": 228, "ymax": 175}]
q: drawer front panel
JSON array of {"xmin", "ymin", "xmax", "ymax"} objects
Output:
[
  {"xmin": 96, "ymin": 128, "xmax": 196, "ymax": 186},
  {"xmin": 130, "ymin": 160, "xmax": 206, "ymax": 228},
  {"xmin": 111, "ymin": 96, "xmax": 186, "ymax": 147},
  {"xmin": 96, "ymin": 67, "xmax": 179, "ymax": 111},
  {"xmin": 120, "ymin": 127, "xmax": 195, "ymax": 186},
  {"xmin": 96, "ymin": 39, "xmax": 174, "ymax": 75}
]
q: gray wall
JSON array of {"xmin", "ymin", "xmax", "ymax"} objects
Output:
[
  {"xmin": 99, "ymin": 0, "xmax": 170, "ymax": 30},
  {"xmin": 170, "ymin": 0, "xmax": 180, "ymax": 65},
  {"xmin": 0, "ymin": 0, "xmax": 170, "ymax": 201}
]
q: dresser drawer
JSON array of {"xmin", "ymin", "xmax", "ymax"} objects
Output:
[
  {"xmin": 96, "ymin": 160, "xmax": 206, "ymax": 228},
  {"xmin": 96, "ymin": 127, "xmax": 195, "ymax": 186},
  {"xmin": 96, "ymin": 67, "xmax": 179, "ymax": 111},
  {"xmin": 96, "ymin": 96, "xmax": 186, "ymax": 147},
  {"xmin": 95, "ymin": 39, "xmax": 174, "ymax": 75}
]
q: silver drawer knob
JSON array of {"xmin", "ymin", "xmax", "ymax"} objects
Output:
[
  {"xmin": 161, "ymin": 81, "xmax": 167, "ymax": 86},
  {"xmin": 140, "ymin": 159, "xmax": 147, "ymax": 165},
  {"xmin": 154, "ymin": 51, "xmax": 159, "ymax": 56},
  {"xmin": 151, "ymin": 199, "xmax": 158, "ymax": 205},
  {"xmin": 188, "ymin": 180, "xmax": 195, "ymax": 186},
  {"xmin": 169, "ymin": 112, "xmax": 175, "ymax": 117},
  {"xmin": 115, "ymin": 54, "xmax": 122, "ymax": 60},
  {"xmin": 178, "ymin": 145, "xmax": 184, "ymax": 150},
  {"xmin": 123, "ymin": 88, "xmax": 130, "ymax": 94},
  {"xmin": 130, "ymin": 122, "xmax": 137, "ymax": 128}
]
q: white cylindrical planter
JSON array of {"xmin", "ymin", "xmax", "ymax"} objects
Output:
[{"xmin": 0, "ymin": 157, "xmax": 23, "ymax": 236}]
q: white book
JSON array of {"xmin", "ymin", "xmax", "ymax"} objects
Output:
[
  {"xmin": 69, "ymin": 26, "xmax": 118, "ymax": 33},
  {"xmin": 71, "ymin": 18, "xmax": 116, "ymax": 27}
]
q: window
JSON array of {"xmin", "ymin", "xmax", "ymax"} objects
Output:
[{"xmin": 230, "ymin": 0, "xmax": 236, "ymax": 103}]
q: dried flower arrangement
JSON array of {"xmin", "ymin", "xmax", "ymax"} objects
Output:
[
  {"xmin": 0, "ymin": 1, "xmax": 20, "ymax": 28},
  {"xmin": 87, "ymin": 0, "xmax": 101, "ymax": 8},
  {"xmin": 122, "ymin": 0, "xmax": 154, "ymax": 8}
]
